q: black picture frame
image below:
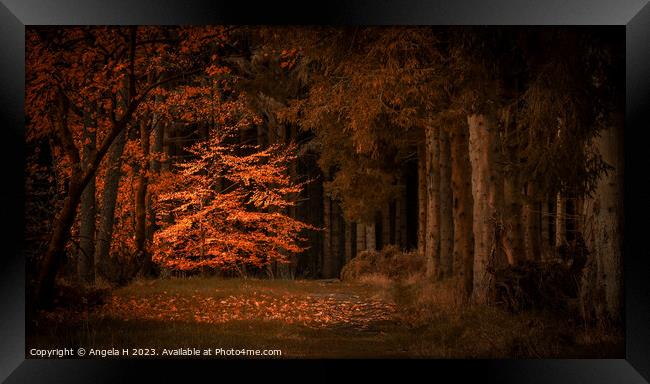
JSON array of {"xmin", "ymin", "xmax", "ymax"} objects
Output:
[{"xmin": 1, "ymin": 0, "xmax": 649, "ymax": 382}]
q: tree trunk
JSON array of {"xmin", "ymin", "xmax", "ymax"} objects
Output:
[
  {"xmin": 468, "ymin": 114, "xmax": 498, "ymax": 303},
  {"xmin": 356, "ymin": 222, "xmax": 366, "ymax": 255},
  {"xmin": 152, "ymin": 122, "xmax": 164, "ymax": 173},
  {"xmin": 147, "ymin": 121, "xmax": 164, "ymax": 250},
  {"xmin": 540, "ymin": 195, "xmax": 551, "ymax": 260},
  {"xmin": 34, "ymin": 43, "xmax": 151, "ymax": 307},
  {"xmin": 366, "ymin": 220, "xmax": 377, "ymax": 252},
  {"xmin": 583, "ymin": 112, "xmax": 624, "ymax": 320},
  {"xmin": 34, "ymin": 179, "xmax": 83, "ymax": 308},
  {"xmin": 450, "ymin": 121, "xmax": 475, "ymax": 300},
  {"xmin": 288, "ymin": 124, "xmax": 299, "ymax": 278},
  {"xmin": 417, "ymin": 142, "xmax": 427, "ymax": 257},
  {"xmin": 388, "ymin": 200, "xmax": 396, "ymax": 245},
  {"xmin": 395, "ymin": 184, "xmax": 406, "ymax": 250},
  {"xmin": 503, "ymin": 174, "xmax": 525, "ymax": 266},
  {"xmin": 35, "ymin": 93, "xmax": 128, "ymax": 308},
  {"xmin": 556, "ymin": 192, "xmax": 566, "ymax": 248},
  {"xmin": 307, "ymin": 168, "xmax": 323, "ymax": 277},
  {"xmin": 394, "ymin": 196, "xmax": 402, "ymax": 249},
  {"xmin": 382, "ymin": 203, "xmax": 391, "ymax": 249},
  {"xmin": 95, "ymin": 130, "xmax": 127, "ymax": 276},
  {"xmin": 162, "ymin": 122, "xmax": 173, "ymax": 172},
  {"xmin": 439, "ymin": 127, "xmax": 454, "ymax": 279},
  {"xmin": 78, "ymin": 110, "xmax": 96, "ymax": 284},
  {"xmin": 425, "ymin": 124, "xmax": 441, "ymax": 278},
  {"xmin": 322, "ymin": 195, "xmax": 332, "ymax": 278},
  {"xmin": 330, "ymin": 201, "xmax": 342, "ymax": 277},
  {"xmin": 492, "ymin": 142, "xmax": 507, "ymax": 269},
  {"xmin": 523, "ymin": 183, "xmax": 542, "ymax": 261},
  {"xmin": 136, "ymin": 118, "xmax": 153, "ymax": 276},
  {"xmin": 257, "ymin": 124, "xmax": 266, "ymax": 147},
  {"xmin": 344, "ymin": 220, "xmax": 353, "ymax": 263}
]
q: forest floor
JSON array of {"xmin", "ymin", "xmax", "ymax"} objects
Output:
[{"xmin": 28, "ymin": 277, "xmax": 624, "ymax": 358}]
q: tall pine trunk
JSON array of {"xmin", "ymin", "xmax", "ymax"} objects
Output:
[
  {"xmin": 540, "ymin": 195, "xmax": 551, "ymax": 260},
  {"xmin": 450, "ymin": 121, "xmax": 475, "ymax": 300},
  {"xmin": 425, "ymin": 125, "xmax": 441, "ymax": 278},
  {"xmin": 344, "ymin": 220, "xmax": 354, "ymax": 263},
  {"xmin": 288, "ymin": 125, "xmax": 299, "ymax": 278},
  {"xmin": 467, "ymin": 114, "xmax": 498, "ymax": 303},
  {"xmin": 583, "ymin": 112, "xmax": 623, "ymax": 320},
  {"xmin": 382, "ymin": 203, "xmax": 391, "ymax": 249},
  {"xmin": 503, "ymin": 174, "xmax": 525, "ymax": 265},
  {"xmin": 439, "ymin": 128, "xmax": 454, "ymax": 278},
  {"xmin": 555, "ymin": 192, "xmax": 566, "ymax": 247},
  {"xmin": 394, "ymin": 197, "xmax": 402, "ymax": 249},
  {"xmin": 395, "ymin": 184, "xmax": 407, "ymax": 250},
  {"xmin": 366, "ymin": 220, "xmax": 377, "ymax": 252},
  {"xmin": 417, "ymin": 142, "xmax": 427, "ymax": 257},
  {"xmin": 322, "ymin": 194, "xmax": 332, "ymax": 278},
  {"xmin": 330, "ymin": 201, "xmax": 342, "ymax": 277},
  {"xmin": 356, "ymin": 222, "xmax": 366, "ymax": 255},
  {"xmin": 523, "ymin": 183, "xmax": 542, "ymax": 261}
]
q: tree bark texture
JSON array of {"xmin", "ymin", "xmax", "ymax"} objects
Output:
[{"xmin": 450, "ymin": 121, "xmax": 475, "ymax": 300}]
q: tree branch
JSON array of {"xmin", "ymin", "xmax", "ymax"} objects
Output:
[
  {"xmin": 128, "ymin": 26, "xmax": 138, "ymax": 102},
  {"xmin": 136, "ymin": 68, "xmax": 203, "ymax": 103},
  {"xmin": 54, "ymin": 93, "xmax": 81, "ymax": 166}
]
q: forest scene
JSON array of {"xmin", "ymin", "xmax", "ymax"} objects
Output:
[{"xmin": 26, "ymin": 26, "xmax": 624, "ymax": 358}]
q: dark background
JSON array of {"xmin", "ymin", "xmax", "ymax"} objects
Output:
[{"xmin": 1, "ymin": 0, "xmax": 649, "ymax": 382}]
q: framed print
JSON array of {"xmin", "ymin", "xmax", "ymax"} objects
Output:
[{"xmin": 1, "ymin": 0, "xmax": 649, "ymax": 382}]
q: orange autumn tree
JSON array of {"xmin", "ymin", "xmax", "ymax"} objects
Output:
[
  {"xmin": 153, "ymin": 127, "xmax": 314, "ymax": 273},
  {"xmin": 26, "ymin": 25, "xmax": 236, "ymax": 307}
]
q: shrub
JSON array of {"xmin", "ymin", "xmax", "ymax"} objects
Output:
[{"xmin": 340, "ymin": 245, "xmax": 425, "ymax": 282}]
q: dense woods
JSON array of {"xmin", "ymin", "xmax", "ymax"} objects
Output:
[{"xmin": 26, "ymin": 26, "xmax": 624, "ymax": 357}]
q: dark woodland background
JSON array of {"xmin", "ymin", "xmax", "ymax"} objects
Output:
[{"xmin": 25, "ymin": 26, "xmax": 624, "ymax": 358}]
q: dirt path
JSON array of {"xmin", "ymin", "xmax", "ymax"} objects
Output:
[{"xmin": 92, "ymin": 279, "xmax": 398, "ymax": 332}]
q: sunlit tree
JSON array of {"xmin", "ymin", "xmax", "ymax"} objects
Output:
[{"xmin": 153, "ymin": 127, "xmax": 313, "ymax": 273}]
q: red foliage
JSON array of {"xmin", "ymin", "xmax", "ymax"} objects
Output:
[
  {"xmin": 25, "ymin": 26, "xmax": 312, "ymax": 279},
  {"xmin": 153, "ymin": 129, "xmax": 314, "ymax": 271}
]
